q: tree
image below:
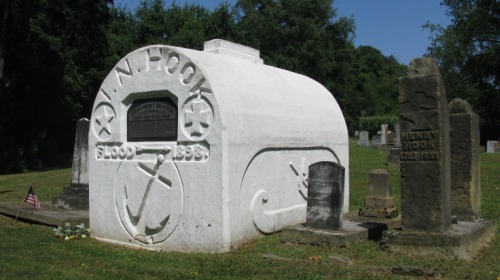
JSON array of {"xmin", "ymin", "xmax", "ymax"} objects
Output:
[
  {"xmin": 0, "ymin": 0, "xmax": 111, "ymax": 173},
  {"xmin": 425, "ymin": 0, "xmax": 500, "ymax": 142}
]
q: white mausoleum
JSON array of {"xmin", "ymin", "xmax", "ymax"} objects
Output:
[{"xmin": 89, "ymin": 39, "xmax": 349, "ymax": 252}]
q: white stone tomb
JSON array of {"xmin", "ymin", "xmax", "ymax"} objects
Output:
[{"xmin": 89, "ymin": 39, "xmax": 349, "ymax": 252}]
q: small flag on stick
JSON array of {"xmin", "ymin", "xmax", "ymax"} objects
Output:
[{"xmin": 24, "ymin": 185, "xmax": 41, "ymax": 210}]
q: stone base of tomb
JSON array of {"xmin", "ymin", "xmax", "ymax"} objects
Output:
[
  {"xmin": 380, "ymin": 220, "xmax": 496, "ymax": 260},
  {"xmin": 281, "ymin": 215, "xmax": 402, "ymax": 247},
  {"xmin": 52, "ymin": 185, "xmax": 89, "ymax": 210}
]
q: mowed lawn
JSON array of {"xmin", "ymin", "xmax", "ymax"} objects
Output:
[{"xmin": 0, "ymin": 140, "xmax": 499, "ymax": 279}]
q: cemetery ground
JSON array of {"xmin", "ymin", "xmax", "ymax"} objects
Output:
[{"xmin": 0, "ymin": 140, "xmax": 498, "ymax": 279}]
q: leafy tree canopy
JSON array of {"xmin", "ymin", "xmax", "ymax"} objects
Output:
[{"xmin": 426, "ymin": 0, "xmax": 499, "ymax": 142}]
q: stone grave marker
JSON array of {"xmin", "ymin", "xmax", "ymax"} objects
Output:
[
  {"xmin": 354, "ymin": 130, "xmax": 360, "ymax": 139},
  {"xmin": 449, "ymin": 98, "xmax": 481, "ymax": 221},
  {"xmin": 380, "ymin": 124, "xmax": 388, "ymax": 145},
  {"xmin": 358, "ymin": 169, "xmax": 397, "ymax": 219},
  {"xmin": 88, "ymin": 40, "xmax": 349, "ymax": 252},
  {"xmin": 399, "ymin": 57, "xmax": 452, "ymax": 232},
  {"xmin": 381, "ymin": 57, "xmax": 496, "ymax": 260},
  {"xmin": 52, "ymin": 118, "xmax": 90, "ymax": 210},
  {"xmin": 486, "ymin": 141, "xmax": 495, "ymax": 152},
  {"xmin": 393, "ymin": 122, "xmax": 401, "ymax": 148},
  {"xmin": 386, "ymin": 131, "xmax": 394, "ymax": 145},
  {"xmin": 357, "ymin": 131, "xmax": 369, "ymax": 146},
  {"xmin": 306, "ymin": 161, "xmax": 345, "ymax": 230},
  {"xmin": 371, "ymin": 135, "xmax": 381, "ymax": 149}
]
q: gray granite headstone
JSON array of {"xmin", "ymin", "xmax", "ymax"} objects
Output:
[
  {"xmin": 399, "ymin": 57, "xmax": 452, "ymax": 232},
  {"xmin": 485, "ymin": 141, "xmax": 497, "ymax": 153},
  {"xmin": 306, "ymin": 161, "xmax": 345, "ymax": 231},
  {"xmin": 449, "ymin": 98, "xmax": 481, "ymax": 221},
  {"xmin": 380, "ymin": 124, "xmax": 388, "ymax": 145},
  {"xmin": 371, "ymin": 135, "xmax": 381, "ymax": 149},
  {"xmin": 495, "ymin": 143, "xmax": 500, "ymax": 153},
  {"xmin": 393, "ymin": 122, "xmax": 401, "ymax": 148},
  {"xmin": 386, "ymin": 131, "xmax": 394, "ymax": 145},
  {"xmin": 357, "ymin": 131, "xmax": 369, "ymax": 146},
  {"xmin": 52, "ymin": 118, "xmax": 90, "ymax": 210},
  {"xmin": 359, "ymin": 169, "xmax": 397, "ymax": 218},
  {"xmin": 354, "ymin": 130, "xmax": 360, "ymax": 139}
]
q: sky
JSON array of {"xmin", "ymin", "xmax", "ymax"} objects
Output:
[{"xmin": 114, "ymin": 0, "xmax": 451, "ymax": 65}]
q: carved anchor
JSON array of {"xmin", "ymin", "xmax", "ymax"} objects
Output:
[
  {"xmin": 290, "ymin": 158, "xmax": 309, "ymax": 200},
  {"xmin": 125, "ymin": 152, "xmax": 172, "ymax": 243}
]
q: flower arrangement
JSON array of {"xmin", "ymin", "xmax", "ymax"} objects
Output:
[{"xmin": 53, "ymin": 223, "xmax": 90, "ymax": 240}]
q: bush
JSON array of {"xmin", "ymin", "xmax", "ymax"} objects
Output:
[{"xmin": 358, "ymin": 115, "xmax": 398, "ymax": 136}]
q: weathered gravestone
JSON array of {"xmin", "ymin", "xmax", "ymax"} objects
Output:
[
  {"xmin": 381, "ymin": 57, "xmax": 496, "ymax": 260},
  {"xmin": 380, "ymin": 124, "xmax": 388, "ymax": 145},
  {"xmin": 399, "ymin": 57, "xmax": 452, "ymax": 232},
  {"xmin": 306, "ymin": 162, "xmax": 345, "ymax": 231},
  {"xmin": 486, "ymin": 140, "xmax": 500, "ymax": 153},
  {"xmin": 358, "ymin": 169, "xmax": 398, "ymax": 219},
  {"xmin": 53, "ymin": 118, "xmax": 90, "ymax": 210},
  {"xmin": 371, "ymin": 135, "xmax": 381, "ymax": 149},
  {"xmin": 88, "ymin": 40, "xmax": 349, "ymax": 252},
  {"xmin": 449, "ymin": 98, "xmax": 481, "ymax": 221},
  {"xmin": 393, "ymin": 122, "xmax": 401, "ymax": 148},
  {"xmin": 357, "ymin": 131, "xmax": 369, "ymax": 146}
]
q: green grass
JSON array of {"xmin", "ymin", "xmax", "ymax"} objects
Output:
[{"xmin": 0, "ymin": 140, "xmax": 499, "ymax": 279}]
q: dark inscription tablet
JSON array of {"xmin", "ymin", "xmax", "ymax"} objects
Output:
[{"xmin": 127, "ymin": 97, "xmax": 177, "ymax": 141}]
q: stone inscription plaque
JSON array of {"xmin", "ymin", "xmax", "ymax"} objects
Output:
[{"xmin": 127, "ymin": 97, "xmax": 177, "ymax": 142}]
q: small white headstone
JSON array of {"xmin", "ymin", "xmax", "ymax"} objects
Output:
[
  {"xmin": 357, "ymin": 131, "xmax": 369, "ymax": 146},
  {"xmin": 380, "ymin": 124, "xmax": 388, "ymax": 145},
  {"xmin": 486, "ymin": 140, "xmax": 499, "ymax": 153}
]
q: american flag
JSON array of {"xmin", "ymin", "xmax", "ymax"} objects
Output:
[{"xmin": 24, "ymin": 185, "xmax": 41, "ymax": 210}]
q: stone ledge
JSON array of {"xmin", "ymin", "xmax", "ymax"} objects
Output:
[
  {"xmin": 380, "ymin": 220, "xmax": 496, "ymax": 260},
  {"xmin": 281, "ymin": 216, "xmax": 401, "ymax": 247},
  {"xmin": 0, "ymin": 201, "xmax": 88, "ymax": 226},
  {"xmin": 280, "ymin": 221, "xmax": 368, "ymax": 247}
]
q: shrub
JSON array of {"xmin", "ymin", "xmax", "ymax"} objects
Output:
[{"xmin": 358, "ymin": 115, "xmax": 398, "ymax": 136}]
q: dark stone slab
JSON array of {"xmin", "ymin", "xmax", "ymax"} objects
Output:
[
  {"xmin": 306, "ymin": 162, "xmax": 345, "ymax": 231},
  {"xmin": 0, "ymin": 201, "xmax": 88, "ymax": 226},
  {"xmin": 449, "ymin": 98, "xmax": 481, "ymax": 221},
  {"xmin": 281, "ymin": 221, "xmax": 372, "ymax": 247},
  {"xmin": 380, "ymin": 220, "xmax": 496, "ymax": 260},
  {"xmin": 399, "ymin": 57, "xmax": 452, "ymax": 232}
]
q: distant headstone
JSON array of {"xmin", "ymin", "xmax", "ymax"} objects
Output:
[
  {"xmin": 354, "ymin": 130, "xmax": 360, "ymax": 139},
  {"xmin": 358, "ymin": 169, "xmax": 397, "ymax": 219},
  {"xmin": 371, "ymin": 135, "xmax": 381, "ymax": 149},
  {"xmin": 386, "ymin": 131, "xmax": 394, "ymax": 145},
  {"xmin": 306, "ymin": 162, "xmax": 345, "ymax": 231},
  {"xmin": 380, "ymin": 124, "xmax": 388, "ymax": 145},
  {"xmin": 399, "ymin": 57, "xmax": 452, "ymax": 232},
  {"xmin": 357, "ymin": 131, "xmax": 369, "ymax": 146},
  {"xmin": 449, "ymin": 98, "xmax": 481, "ymax": 221},
  {"xmin": 52, "ymin": 118, "xmax": 90, "ymax": 210},
  {"xmin": 393, "ymin": 122, "xmax": 401, "ymax": 148},
  {"xmin": 388, "ymin": 147, "xmax": 401, "ymax": 165}
]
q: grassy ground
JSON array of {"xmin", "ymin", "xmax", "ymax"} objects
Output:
[{"xmin": 0, "ymin": 140, "xmax": 499, "ymax": 279}]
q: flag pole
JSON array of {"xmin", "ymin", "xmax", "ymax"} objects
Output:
[{"xmin": 14, "ymin": 185, "xmax": 31, "ymax": 221}]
